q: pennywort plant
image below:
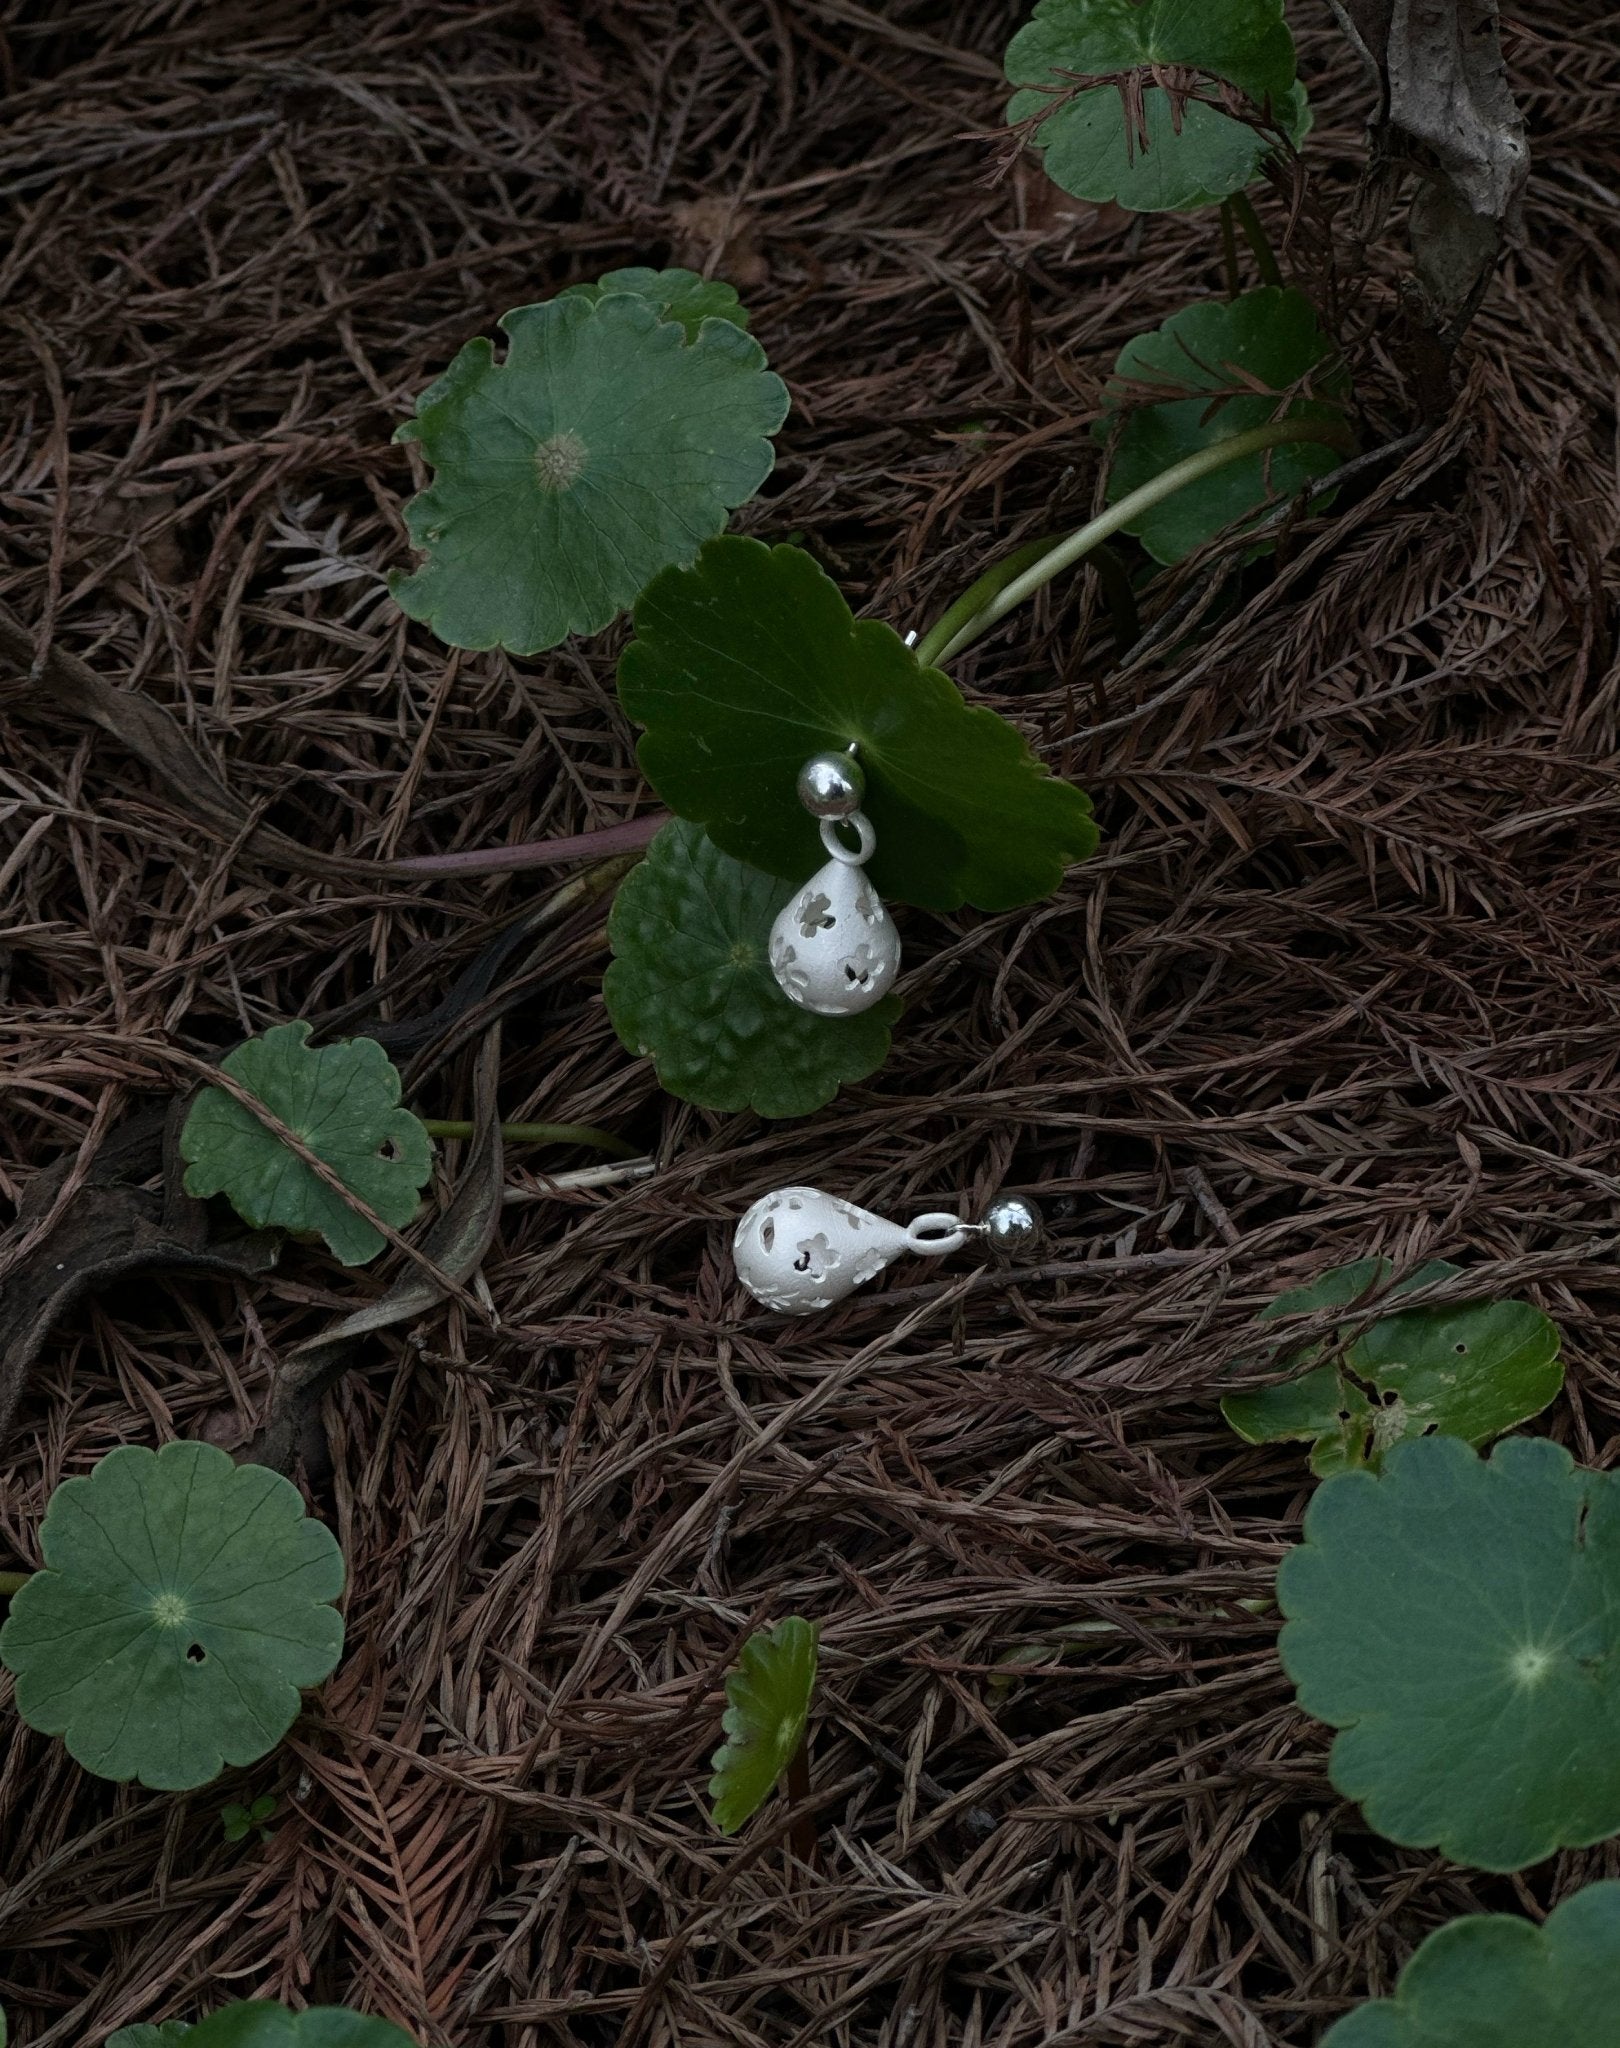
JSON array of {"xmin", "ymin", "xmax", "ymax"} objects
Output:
[
  {"xmin": 0, "ymin": 1442, "xmax": 344, "ymax": 1791},
  {"xmin": 180, "ymin": 1024, "xmax": 436, "ymax": 1267},
  {"xmin": 395, "ymin": 249, "xmax": 1359, "ymax": 1114},
  {"xmin": 1005, "ymin": 0, "xmax": 1306, "ymax": 215},
  {"xmin": 383, "ymin": 0, "xmax": 1363, "ymax": 1117},
  {"xmin": 108, "ymin": 2004, "xmax": 416, "ymax": 2047},
  {"xmin": 1223, "ymin": 1258, "xmax": 1563, "ymax": 1475},
  {"xmin": 1280, "ymin": 1431, "xmax": 1620, "ymax": 1873},
  {"xmin": 1214, "ymin": 1245, "xmax": 1620, "ymax": 2021},
  {"xmin": 175, "ymin": 1023, "xmax": 632, "ymax": 1266},
  {"xmin": 389, "ymin": 269, "xmax": 786, "ymax": 654},
  {"xmin": 1323, "ymin": 1881, "xmax": 1620, "ymax": 2046},
  {"xmin": 1003, "ymin": 0, "xmax": 1353, "ymax": 573},
  {"xmin": 389, "ymin": 264, "xmax": 1107, "ymax": 1117},
  {"xmin": 1225, "ymin": 1259, "xmax": 1613, "ymax": 1877}
]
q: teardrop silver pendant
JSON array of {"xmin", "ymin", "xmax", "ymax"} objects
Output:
[
  {"xmin": 732, "ymin": 1187, "xmax": 1041, "ymax": 1316},
  {"xmin": 769, "ymin": 752, "xmax": 900, "ymax": 1018}
]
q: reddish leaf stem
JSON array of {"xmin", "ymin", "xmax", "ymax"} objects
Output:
[{"xmin": 387, "ymin": 811, "xmax": 667, "ymax": 877}]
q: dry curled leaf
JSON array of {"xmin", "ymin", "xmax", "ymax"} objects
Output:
[
  {"xmin": 0, "ymin": 1113, "xmax": 277, "ymax": 1455},
  {"xmin": 1329, "ymin": 0, "xmax": 1528, "ymax": 330}
]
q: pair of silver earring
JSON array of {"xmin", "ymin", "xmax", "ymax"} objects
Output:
[{"xmin": 737, "ymin": 750, "xmax": 1039, "ymax": 1316}]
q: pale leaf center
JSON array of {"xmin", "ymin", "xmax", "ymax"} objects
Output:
[
  {"xmin": 1509, "ymin": 1643, "xmax": 1554, "ymax": 1687},
  {"xmin": 534, "ymin": 430, "xmax": 588, "ymax": 492}
]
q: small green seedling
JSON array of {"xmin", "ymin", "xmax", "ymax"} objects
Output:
[
  {"xmin": 1323, "ymin": 1881, "xmax": 1620, "ymax": 2045},
  {"xmin": 1279, "ymin": 1434, "xmax": 1620, "ymax": 1872},
  {"xmin": 604, "ymin": 822, "xmax": 898, "ymax": 1119},
  {"xmin": 180, "ymin": 1023, "xmax": 434, "ymax": 1267},
  {"xmin": 989, "ymin": 1619, "xmax": 1121, "ymax": 1698},
  {"xmin": 1223, "ymin": 1258, "xmax": 1563, "ymax": 1474},
  {"xmin": 109, "ymin": 2004, "xmax": 415, "ymax": 2047},
  {"xmin": 709, "ymin": 1617, "xmax": 820, "ymax": 1842},
  {"xmin": 221, "ymin": 1794, "xmax": 278, "ymax": 1845},
  {"xmin": 0, "ymin": 1442, "xmax": 344, "ymax": 1791}
]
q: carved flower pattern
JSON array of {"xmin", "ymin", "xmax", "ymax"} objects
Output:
[
  {"xmin": 791, "ymin": 1232, "xmax": 836, "ymax": 1277},
  {"xmin": 769, "ymin": 937, "xmax": 810, "ymax": 1001},
  {"xmin": 842, "ymin": 943, "xmax": 883, "ymax": 989},
  {"xmin": 796, "ymin": 890, "xmax": 836, "ymax": 939}
]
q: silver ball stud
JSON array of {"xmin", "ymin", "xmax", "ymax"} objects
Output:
[
  {"xmin": 982, "ymin": 1197, "xmax": 1041, "ymax": 1255},
  {"xmin": 797, "ymin": 750, "xmax": 866, "ymax": 820}
]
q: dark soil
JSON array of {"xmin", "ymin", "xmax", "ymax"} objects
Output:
[{"xmin": 2, "ymin": 2, "xmax": 1619, "ymax": 2044}]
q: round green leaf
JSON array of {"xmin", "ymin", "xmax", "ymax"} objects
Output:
[
  {"xmin": 1095, "ymin": 286, "xmax": 1350, "ymax": 564},
  {"xmin": 1223, "ymin": 1259, "xmax": 1563, "ymax": 1475},
  {"xmin": 1006, "ymin": 0, "xmax": 1304, "ymax": 213},
  {"xmin": 0, "ymin": 1442, "xmax": 345, "ymax": 1792},
  {"xmin": 618, "ymin": 538, "xmax": 1099, "ymax": 913},
  {"xmin": 185, "ymin": 2007, "xmax": 414, "ymax": 2047},
  {"xmin": 180, "ymin": 1022, "xmax": 434, "ymax": 1267},
  {"xmin": 1324, "ymin": 1882, "xmax": 1620, "ymax": 2046},
  {"xmin": 1279, "ymin": 1434, "xmax": 1620, "ymax": 1871},
  {"xmin": 709, "ymin": 1616, "xmax": 820, "ymax": 1834},
  {"xmin": 1225, "ymin": 1359, "xmax": 1374, "ymax": 1476},
  {"xmin": 112, "ymin": 2014, "xmax": 413, "ymax": 2048},
  {"xmin": 390, "ymin": 292, "xmax": 788, "ymax": 654},
  {"xmin": 556, "ymin": 266, "xmax": 750, "ymax": 340},
  {"xmin": 603, "ymin": 821, "xmax": 898, "ymax": 1118}
]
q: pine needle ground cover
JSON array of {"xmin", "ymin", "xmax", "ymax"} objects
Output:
[{"xmin": 2, "ymin": 3, "xmax": 1618, "ymax": 2042}]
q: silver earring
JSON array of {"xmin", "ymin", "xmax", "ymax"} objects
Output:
[
  {"xmin": 732, "ymin": 1186, "xmax": 1041, "ymax": 1315},
  {"xmin": 768, "ymin": 751, "xmax": 901, "ymax": 1018}
]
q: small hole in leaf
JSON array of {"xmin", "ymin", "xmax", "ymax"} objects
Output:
[
  {"xmin": 1454, "ymin": 1342, "xmax": 1468, "ymax": 1355},
  {"xmin": 185, "ymin": 1642, "xmax": 207, "ymax": 1663},
  {"xmin": 378, "ymin": 1137, "xmax": 403, "ymax": 1163}
]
